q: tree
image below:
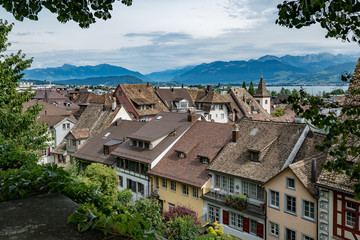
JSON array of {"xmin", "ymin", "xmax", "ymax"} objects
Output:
[
  {"xmin": 0, "ymin": 20, "xmax": 50, "ymax": 153},
  {"xmin": 81, "ymin": 163, "xmax": 119, "ymax": 198},
  {"xmin": 248, "ymin": 81, "xmax": 255, "ymax": 95},
  {"xmin": 330, "ymin": 89, "xmax": 345, "ymax": 95},
  {"xmin": 163, "ymin": 205, "xmax": 200, "ymax": 226},
  {"xmin": 276, "ymin": 0, "xmax": 360, "ymax": 45},
  {"xmin": 242, "ymin": 81, "xmax": 247, "ymax": 90},
  {"xmin": 164, "ymin": 215, "xmax": 200, "ymax": 240},
  {"xmin": 290, "ymin": 59, "xmax": 360, "ymax": 199},
  {"xmin": 0, "ymin": 0, "xmax": 133, "ymax": 28},
  {"xmin": 271, "ymin": 106, "xmax": 285, "ymax": 117}
]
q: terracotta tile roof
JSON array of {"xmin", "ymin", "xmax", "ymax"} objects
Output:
[
  {"xmin": 186, "ymin": 89, "xmax": 230, "ymax": 104},
  {"xmin": 32, "ymin": 89, "xmax": 68, "ymax": 101},
  {"xmin": 119, "ymin": 84, "xmax": 168, "ymax": 117},
  {"xmin": 148, "ymin": 121, "xmax": 233, "ymax": 187},
  {"xmin": 74, "ymin": 92, "xmax": 114, "ymax": 105},
  {"xmin": 221, "ymin": 93, "xmax": 245, "ymax": 120},
  {"xmin": 254, "ymin": 77, "xmax": 271, "ymax": 98},
  {"xmin": 23, "ymin": 100, "xmax": 72, "ymax": 116},
  {"xmin": 111, "ymin": 112, "xmax": 198, "ymax": 164},
  {"xmin": 207, "ymin": 119, "xmax": 308, "ymax": 183},
  {"xmin": 36, "ymin": 115, "xmax": 76, "ymax": 127},
  {"xmin": 156, "ymin": 88, "xmax": 194, "ymax": 109},
  {"xmin": 73, "ymin": 120, "xmax": 145, "ymax": 165},
  {"xmin": 289, "ymin": 153, "xmax": 327, "ymax": 198},
  {"xmin": 316, "ymin": 169, "xmax": 355, "ymax": 194},
  {"xmin": 293, "ymin": 132, "xmax": 325, "ymax": 162},
  {"xmin": 229, "ymin": 88, "xmax": 272, "ymax": 119},
  {"xmin": 72, "ymin": 104, "xmax": 121, "ymax": 137},
  {"xmin": 70, "ymin": 129, "xmax": 89, "ymax": 139}
]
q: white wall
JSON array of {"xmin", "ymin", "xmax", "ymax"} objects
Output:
[
  {"xmin": 207, "ymin": 104, "xmax": 229, "ymax": 123},
  {"xmin": 54, "ymin": 119, "xmax": 75, "ymax": 147},
  {"xmin": 116, "ymin": 168, "xmax": 149, "ymax": 202},
  {"xmin": 255, "ymin": 97, "xmax": 271, "ymax": 114}
]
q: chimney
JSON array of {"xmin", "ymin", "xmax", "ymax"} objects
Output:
[
  {"xmin": 232, "ymin": 124, "xmax": 239, "ymax": 142},
  {"xmin": 112, "ymin": 97, "xmax": 117, "ymax": 111},
  {"xmin": 44, "ymin": 89, "xmax": 48, "ymax": 102},
  {"xmin": 181, "ymin": 84, "xmax": 184, "ymax": 89},
  {"xmin": 206, "ymin": 85, "xmax": 212, "ymax": 92},
  {"xmin": 115, "ymin": 118, "xmax": 122, "ymax": 126},
  {"xmin": 311, "ymin": 158, "xmax": 317, "ymax": 183},
  {"xmin": 187, "ymin": 108, "xmax": 196, "ymax": 122},
  {"xmin": 243, "ymin": 94, "xmax": 246, "ymax": 102},
  {"xmin": 147, "ymin": 82, "xmax": 150, "ymax": 87},
  {"xmin": 171, "ymin": 87, "xmax": 174, "ymax": 92},
  {"xmin": 45, "ymin": 110, "xmax": 47, "ymax": 115}
]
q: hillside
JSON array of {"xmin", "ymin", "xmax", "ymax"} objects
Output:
[
  {"xmin": 24, "ymin": 64, "xmax": 149, "ymax": 82},
  {"xmin": 54, "ymin": 75, "xmax": 145, "ymax": 86}
]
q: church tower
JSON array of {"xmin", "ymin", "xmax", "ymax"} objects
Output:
[{"xmin": 254, "ymin": 76, "xmax": 271, "ymax": 114}]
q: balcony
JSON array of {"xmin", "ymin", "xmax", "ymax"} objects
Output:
[
  {"xmin": 116, "ymin": 167, "xmax": 149, "ymax": 180},
  {"xmin": 202, "ymin": 191, "xmax": 265, "ymax": 218}
]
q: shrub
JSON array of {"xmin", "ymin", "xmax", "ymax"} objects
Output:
[
  {"xmin": 163, "ymin": 205, "xmax": 200, "ymax": 225},
  {"xmin": 165, "ymin": 215, "xmax": 200, "ymax": 240}
]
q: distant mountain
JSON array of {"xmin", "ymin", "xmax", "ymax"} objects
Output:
[
  {"xmin": 173, "ymin": 60, "xmax": 308, "ymax": 84},
  {"xmin": 145, "ymin": 65, "xmax": 196, "ymax": 82},
  {"xmin": 24, "ymin": 64, "xmax": 149, "ymax": 81},
  {"xmin": 54, "ymin": 75, "xmax": 145, "ymax": 86}
]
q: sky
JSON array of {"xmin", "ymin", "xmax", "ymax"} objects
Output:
[{"xmin": 1, "ymin": 0, "xmax": 360, "ymax": 74}]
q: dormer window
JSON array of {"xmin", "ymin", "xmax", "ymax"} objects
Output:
[
  {"xmin": 104, "ymin": 146, "xmax": 109, "ymax": 155},
  {"xmin": 249, "ymin": 150, "xmax": 259, "ymax": 162},
  {"xmin": 199, "ymin": 156, "xmax": 209, "ymax": 164},
  {"xmin": 178, "ymin": 152, "xmax": 185, "ymax": 158},
  {"xmin": 131, "ymin": 139, "xmax": 150, "ymax": 149}
]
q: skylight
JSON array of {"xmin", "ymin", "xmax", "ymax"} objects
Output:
[
  {"xmin": 156, "ymin": 116, "xmax": 163, "ymax": 120},
  {"xmin": 250, "ymin": 128, "xmax": 258, "ymax": 136},
  {"xmin": 104, "ymin": 132, "xmax": 111, "ymax": 138}
]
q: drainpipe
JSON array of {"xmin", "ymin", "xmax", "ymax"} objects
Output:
[{"xmin": 264, "ymin": 187, "xmax": 267, "ymax": 240}]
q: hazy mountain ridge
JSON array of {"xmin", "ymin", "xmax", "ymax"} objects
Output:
[{"xmin": 22, "ymin": 53, "xmax": 359, "ymax": 85}]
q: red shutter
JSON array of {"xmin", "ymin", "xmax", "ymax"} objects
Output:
[
  {"xmin": 47, "ymin": 147, "xmax": 50, "ymax": 156},
  {"xmin": 257, "ymin": 222, "xmax": 264, "ymax": 238},
  {"xmin": 222, "ymin": 210, "xmax": 229, "ymax": 225},
  {"xmin": 243, "ymin": 217, "xmax": 249, "ymax": 233}
]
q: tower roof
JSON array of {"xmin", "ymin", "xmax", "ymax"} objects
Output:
[{"xmin": 254, "ymin": 77, "xmax": 271, "ymax": 97}]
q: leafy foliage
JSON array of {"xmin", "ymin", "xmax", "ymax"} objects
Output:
[
  {"xmin": 117, "ymin": 189, "xmax": 133, "ymax": 206},
  {"xmin": 0, "ymin": 0, "xmax": 133, "ymax": 28},
  {"xmin": 164, "ymin": 215, "xmax": 201, "ymax": 240},
  {"xmin": 163, "ymin": 205, "xmax": 200, "ymax": 226},
  {"xmin": 0, "ymin": 20, "xmax": 50, "ymax": 153},
  {"xmin": 242, "ymin": 81, "xmax": 246, "ymax": 90},
  {"xmin": 330, "ymin": 88, "xmax": 345, "ymax": 95},
  {"xmin": 128, "ymin": 198, "xmax": 165, "ymax": 233},
  {"xmin": 271, "ymin": 106, "xmax": 285, "ymax": 117},
  {"xmin": 276, "ymin": 0, "xmax": 360, "ymax": 45},
  {"xmin": 81, "ymin": 163, "xmax": 119, "ymax": 199}
]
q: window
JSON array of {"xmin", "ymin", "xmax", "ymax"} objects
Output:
[
  {"xmin": 208, "ymin": 205, "xmax": 220, "ymax": 222},
  {"xmin": 192, "ymin": 187, "xmax": 198, "ymax": 198},
  {"xmin": 171, "ymin": 181, "xmax": 176, "ymax": 192},
  {"xmin": 208, "ymin": 114, "xmax": 212, "ymax": 120},
  {"xmin": 183, "ymin": 184, "xmax": 189, "ymax": 196},
  {"xmin": 180, "ymin": 101, "xmax": 188, "ymax": 109},
  {"xmin": 137, "ymin": 183, "xmax": 144, "ymax": 195},
  {"xmin": 221, "ymin": 114, "xmax": 224, "ymax": 119},
  {"xmin": 265, "ymin": 100, "xmax": 268, "ymax": 104},
  {"xmin": 162, "ymin": 178, "xmax": 167, "ymax": 189},
  {"xmin": 145, "ymin": 142, "xmax": 149, "ymax": 149},
  {"xmin": 118, "ymin": 90, "xmax": 122, "ymax": 97},
  {"xmin": 269, "ymin": 190, "xmax": 280, "ymax": 209},
  {"xmin": 178, "ymin": 152, "xmax": 185, "ymax": 158},
  {"xmin": 200, "ymin": 157, "xmax": 209, "ymax": 164},
  {"xmin": 250, "ymin": 219, "xmax": 257, "ymax": 235},
  {"xmin": 104, "ymin": 147, "xmax": 109, "ymax": 155},
  {"xmin": 286, "ymin": 228, "xmax": 296, "ymax": 240},
  {"xmin": 303, "ymin": 200, "xmax": 315, "ymax": 221},
  {"xmin": 229, "ymin": 178, "xmax": 234, "ymax": 193},
  {"xmin": 168, "ymin": 203, "xmax": 175, "ymax": 211},
  {"xmin": 243, "ymin": 181, "xmax": 264, "ymax": 201},
  {"xmin": 63, "ymin": 124, "xmax": 66, "ymax": 130},
  {"xmin": 138, "ymin": 141, "xmax": 143, "ymax": 148},
  {"xmin": 211, "ymin": 105, "xmax": 215, "ymax": 110},
  {"xmin": 123, "ymin": 102, "xmax": 126, "ymax": 108},
  {"xmin": 71, "ymin": 139, "xmax": 76, "ymax": 146},
  {"xmin": 346, "ymin": 202, "xmax": 356, "ymax": 210},
  {"xmin": 229, "ymin": 212, "xmax": 243, "ymax": 230},
  {"xmin": 155, "ymin": 177, "xmax": 159, "ymax": 189},
  {"xmin": 221, "ymin": 176, "xmax": 227, "ymax": 190},
  {"xmin": 67, "ymin": 123, "xmax": 70, "ymax": 129},
  {"xmin": 250, "ymin": 151, "xmax": 259, "ymax": 162},
  {"xmin": 269, "ymin": 222, "xmax": 279, "ymax": 237},
  {"xmin": 118, "ymin": 176, "xmax": 123, "ymax": 187},
  {"xmin": 215, "ymin": 174, "xmax": 220, "ymax": 187},
  {"xmin": 219, "ymin": 105, "xmax": 223, "ymax": 110},
  {"xmin": 286, "ymin": 177, "xmax": 295, "ymax": 190},
  {"xmin": 285, "ymin": 195, "xmax": 297, "ymax": 215},
  {"xmin": 346, "ymin": 211, "xmax": 356, "ymax": 227},
  {"xmin": 302, "ymin": 235, "xmax": 314, "ymax": 240}
]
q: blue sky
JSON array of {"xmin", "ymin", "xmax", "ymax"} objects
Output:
[{"xmin": 1, "ymin": 0, "xmax": 359, "ymax": 73}]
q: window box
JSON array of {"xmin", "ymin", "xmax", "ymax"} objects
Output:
[{"xmin": 225, "ymin": 194, "xmax": 248, "ymax": 210}]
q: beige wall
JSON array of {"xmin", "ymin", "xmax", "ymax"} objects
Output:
[
  {"xmin": 264, "ymin": 169, "xmax": 316, "ymax": 240},
  {"xmin": 151, "ymin": 176, "xmax": 210, "ymax": 219}
]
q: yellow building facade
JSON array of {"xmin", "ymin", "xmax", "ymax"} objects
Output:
[{"xmin": 151, "ymin": 176, "xmax": 211, "ymax": 219}]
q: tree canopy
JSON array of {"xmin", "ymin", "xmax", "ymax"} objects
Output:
[
  {"xmin": 276, "ymin": 0, "xmax": 360, "ymax": 44},
  {"xmin": 0, "ymin": 0, "xmax": 133, "ymax": 28},
  {"xmin": 0, "ymin": 20, "xmax": 50, "ymax": 153}
]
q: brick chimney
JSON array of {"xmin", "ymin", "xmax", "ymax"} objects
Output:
[
  {"xmin": 311, "ymin": 158, "xmax": 317, "ymax": 183},
  {"xmin": 232, "ymin": 124, "xmax": 240, "ymax": 142},
  {"xmin": 187, "ymin": 108, "xmax": 196, "ymax": 122}
]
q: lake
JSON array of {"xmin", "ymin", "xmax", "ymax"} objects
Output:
[{"xmin": 266, "ymin": 85, "xmax": 349, "ymax": 95}]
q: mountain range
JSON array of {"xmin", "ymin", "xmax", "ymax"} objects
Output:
[{"xmin": 23, "ymin": 53, "xmax": 359, "ymax": 86}]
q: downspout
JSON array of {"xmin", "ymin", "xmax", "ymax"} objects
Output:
[{"xmin": 264, "ymin": 188, "xmax": 267, "ymax": 240}]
